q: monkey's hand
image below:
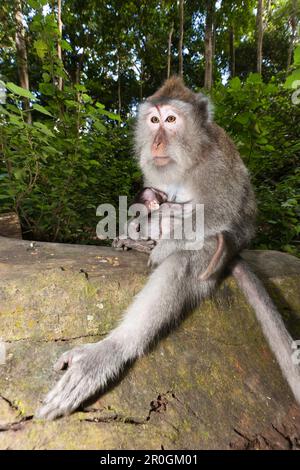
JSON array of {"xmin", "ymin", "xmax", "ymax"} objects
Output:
[
  {"xmin": 35, "ymin": 339, "xmax": 121, "ymax": 420},
  {"xmin": 112, "ymin": 236, "xmax": 156, "ymax": 254}
]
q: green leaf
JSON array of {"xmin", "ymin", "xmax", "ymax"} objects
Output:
[
  {"xmin": 32, "ymin": 103, "xmax": 53, "ymax": 117},
  {"xmin": 39, "ymin": 82, "xmax": 55, "ymax": 96},
  {"xmin": 284, "ymin": 69, "xmax": 300, "ymax": 89},
  {"xmin": 6, "ymin": 103, "xmax": 20, "ymax": 113},
  {"xmin": 14, "ymin": 170, "xmax": 24, "ymax": 180},
  {"xmin": 246, "ymin": 73, "xmax": 262, "ymax": 85},
  {"xmin": 6, "ymin": 83, "xmax": 36, "ymax": 101},
  {"xmin": 42, "ymin": 72, "xmax": 51, "ymax": 83},
  {"xmin": 229, "ymin": 77, "xmax": 241, "ymax": 90},
  {"xmin": 263, "ymin": 145, "xmax": 275, "ymax": 151},
  {"xmin": 75, "ymin": 84, "xmax": 87, "ymax": 92},
  {"xmin": 294, "ymin": 46, "xmax": 300, "ymax": 66},
  {"xmin": 9, "ymin": 115, "xmax": 24, "ymax": 127},
  {"xmin": 82, "ymin": 93, "xmax": 92, "ymax": 103},
  {"xmin": 235, "ymin": 112, "xmax": 251, "ymax": 125},
  {"xmin": 0, "ymin": 105, "xmax": 10, "ymax": 116},
  {"xmin": 93, "ymin": 120, "xmax": 106, "ymax": 132},
  {"xmin": 61, "ymin": 39, "xmax": 72, "ymax": 52},
  {"xmin": 65, "ymin": 99, "xmax": 78, "ymax": 108},
  {"xmin": 27, "ymin": 0, "xmax": 48, "ymax": 7},
  {"xmin": 97, "ymin": 109, "xmax": 121, "ymax": 121},
  {"xmin": 33, "ymin": 122, "xmax": 55, "ymax": 137},
  {"xmin": 34, "ymin": 39, "xmax": 48, "ymax": 60}
]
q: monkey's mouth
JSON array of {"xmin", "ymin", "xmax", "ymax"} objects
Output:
[{"xmin": 153, "ymin": 156, "xmax": 171, "ymax": 166}]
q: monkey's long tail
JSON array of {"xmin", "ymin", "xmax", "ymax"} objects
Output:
[{"xmin": 232, "ymin": 257, "xmax": 300, "ymax": 405}]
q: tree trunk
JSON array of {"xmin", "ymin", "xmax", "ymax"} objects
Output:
[
  {"xmin": 57, "ymin": 0, "xmax": 63, "ymax": 91},
  {"xmin": 229, "ymin": 26, "xmax": 235, "ymax": 78},
  {"xmin": 167, "ymin": 22, "xmax": 174, "ymax": 79},
  {"xmin": 256, "ymin": 0, "xmax": 264, "ymax": 75},
  {"xmin": 178, "ymin": 0, "xmax": 184, "ymax": 77},
  {"xmin": 140, "ymin": 60, "xmax": 144, "ymax": 101},
  {"xmin": 117, "ymin": 55, "xmax": 122, "ymax": 120},
  {"xmin": 204, "ymin": 1, "xmax": 215, "ymax": 91},
  {"xmin": 287, "ymin": 0, "xmax": 298, "ymax": 71},
  {"xmin": 212, "ymin": 19, "xmax": 216, "ymax": 63},
  {"xmin": 14, "ymin": 0, "xmax": 31, "ymax": 124}
]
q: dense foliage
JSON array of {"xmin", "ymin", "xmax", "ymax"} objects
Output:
[{"xmin": 0, "ymin": 0, "xmax": 299, "ymax": 254}]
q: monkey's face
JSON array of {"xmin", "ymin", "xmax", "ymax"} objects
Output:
[
  {"xmin": 135, "ymin": 100, "xmax": 196, "ymax": 176},
  {"xmin": 146, "ymin": 105, "xmax": 183, "ymax": 167}
]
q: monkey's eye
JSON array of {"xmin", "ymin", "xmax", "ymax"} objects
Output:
[
  {"xmin": 166, "ymin": 115, "xmax": 176, "ymax": 123},
  {"xmin": 150, "ymin": 116, "xmax": 160, "ymax": 123}
]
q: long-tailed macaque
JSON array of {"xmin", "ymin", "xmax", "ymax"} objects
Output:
[{"xmin": 36, "ymin": 77, "xmax": 300, "ymax": 419}]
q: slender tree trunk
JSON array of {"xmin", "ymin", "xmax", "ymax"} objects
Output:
[
  {"xmin": 229, "ymin": 26, "xmax": 235, "ymax": 78},
  {"xmin": 57, "ymin": 0, "xmax": 63, "ymax": 91},
  {"xmin": 117, "ymin": 55, "xmax": 122, "ymax": 120},
  {"xmin": 15, "ymin": 0, "xmax": 31, "ymax": 124},
  {"xmin": 212, "ymin": 19, "xmax": 216, "ymax": 60},
  {"xmin": 167, "ymin": 22, "xmax": 174, "ymax": 79},
  {"xmin": 140, "ymin": 60, "xmax": 144, "ymax": 101},
  {"xmin": 178, "ymin": 0, "xmax": 184, "ymax": 77},
  {"xmin": 256, "ymin": 0, "xmax": 264, "ymax": 75},
  {"xmin": 287, "ymin": 0, "xmax": 298, "ymax": 71},
  {"xmin": 204, "ymin": 1, "xmax": 215, "ymax": 91}
]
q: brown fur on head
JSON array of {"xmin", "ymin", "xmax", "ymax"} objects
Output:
[
  {"xmin": 148, "ymin": 76, "xmax": 195, "ymax": 105},
  {"xmin": 147, "ymin": 75, "xmax": 213, "ymax": 123}
]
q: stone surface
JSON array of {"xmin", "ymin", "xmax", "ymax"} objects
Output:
[
  {"xmin": 0, "ymin": 235, "xmax": 300, "ymax": 449},
  {"xmin": 0, "ymin": 213, "xmax": 22, "ymax": 239}
]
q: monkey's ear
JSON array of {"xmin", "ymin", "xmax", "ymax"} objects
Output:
[{"xmin": 195, "ymin": 93, "xmax": 214, "ymax": 124}]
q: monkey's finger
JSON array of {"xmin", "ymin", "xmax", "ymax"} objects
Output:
[
  {"xmin": 112, "ymin": 238, "xmax": 125, "ymax": 249},
  {"xmin": 53, "ymin": 344, "xmax": 94, "ymax": 371},
  {"xmin": 112, "ymin": 240, "xmax": 130, "ymax": 251},
  {"xmin": 36, "ymin": 368, "xmax": 88, "ymax": 419},
  {"xmin": 53, "ymin": 349, "xmax": 76, "ymax": 371},
  {"xmin": 112, "ymin": 237, "xmax": 120, "ymax": 247}
]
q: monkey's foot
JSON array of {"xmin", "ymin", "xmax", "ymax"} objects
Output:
[
  {"xmin": 35, "ymin": 339, "xmax": 122, "ymax": 420},
  {"xmin": 112, "ymin": 237, "xmax": 156, "ymax": 254}
]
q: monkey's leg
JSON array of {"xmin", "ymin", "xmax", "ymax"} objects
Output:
[
  {"xmin": 232, "ymin": 258, "xmax": 300, "ymax": 404},
  {"xmin": 35, "ymin": 251, "xmax": 216, "ymax": 420}
]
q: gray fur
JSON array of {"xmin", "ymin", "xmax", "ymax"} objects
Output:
[{"xmin": 36, "ymin": 79, "xmax": 299, "ymax": 420}]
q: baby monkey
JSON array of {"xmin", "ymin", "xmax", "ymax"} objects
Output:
[
  {"xmin": 113, "ymin": 187, "xmax": 168, "ymax": 253},
  {"xmin": 120, "ymin": 186, "xmax": 225, "ymax": 280},
  {"xmin": 134, "ymin": 186, "xmax": 168, "ymax": 212}
]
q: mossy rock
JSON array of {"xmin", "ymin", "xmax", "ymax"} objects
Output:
[{"xmin": 0, "ymin": 236, "xmax": 300, "ymax": 449}]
